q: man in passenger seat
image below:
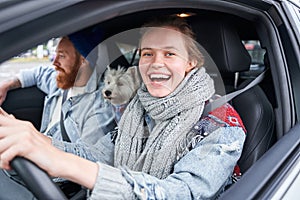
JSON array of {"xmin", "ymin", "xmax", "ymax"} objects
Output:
[
  {"xmin": 0, "ymin": 36, "xmax": 116, "ymax": 198},
  {"xmin": 0, "ymin": 36, "xmax": 115, "ymax": 161}
]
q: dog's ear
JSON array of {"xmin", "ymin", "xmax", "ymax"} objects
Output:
[
  {"xmin": 117, "ymin": 65, "xmax": 127, "ymax": 73},
  {"xmin": 126, "ymin": 66, "xmax": 141, "ymax": 88},
  {"xmin": 117, "ymin": 65, "xmax": 123, "ymax": 71}
]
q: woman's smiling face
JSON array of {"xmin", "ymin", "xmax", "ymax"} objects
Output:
[{"xmin": 139, "ymin": 27, "xmax": 197, "ymax": 97}]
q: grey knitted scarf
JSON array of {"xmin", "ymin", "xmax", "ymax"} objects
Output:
[{"xmin": 114, "ymin": 67, "xmax": 215, "ymax": 179}]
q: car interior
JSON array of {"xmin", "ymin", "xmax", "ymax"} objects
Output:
[{"xmin": 1, "ymin": 2, "xmax": 293, "ymax": 198}]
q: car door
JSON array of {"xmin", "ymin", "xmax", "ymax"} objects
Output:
[
  {"xmin": 221, "ymin": 0, "xmax": 300, "ymax": 198},
  {"xmin": 220, "ymin": 122, "xmax": 300, "ymax": 199},
  {"xmin": 1, "ymin": 86, "xmax": 45, "ymax": 130}
]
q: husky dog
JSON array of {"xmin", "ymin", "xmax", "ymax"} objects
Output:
[{"xmin": 102, "ymin": 65, "xmax": 141, "ymax": 122}]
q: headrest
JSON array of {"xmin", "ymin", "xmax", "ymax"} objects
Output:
[{"xmin": 192, "ymin": 19, "xmax": 251, "ymax": 74}]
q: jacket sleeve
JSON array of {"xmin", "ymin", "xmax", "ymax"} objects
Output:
[
  {"xmin": 52, "ymin": 132, "xmax": 115, "ymax": 165},
  {"xmin": 51, "ymin": 92, "xmax": 116, "ymax": 163},
  {"xmin": 18, "ymin": 66, "xmax": 57, "ymax": 94},
  {"xmin": 89, "ymin": 126, "xmax": 246, "ymax": 200},
  {"xmin": 51, "ymin": 115, "xmax": 116, "ymax": 163}
]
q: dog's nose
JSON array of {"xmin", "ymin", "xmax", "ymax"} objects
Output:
[{"xmin": 105, "ymin": 90, "xmax": 112, "ymax": 96}]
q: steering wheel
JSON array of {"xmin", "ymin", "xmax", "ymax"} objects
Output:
[{"xmin": 11, "ymin": 156, "xmax": 67, "ymax": 200}]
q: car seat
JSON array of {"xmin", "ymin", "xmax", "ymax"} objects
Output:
[{"xmin": 192, "ymin": 18, "xmax": 275, "ymax": 173}]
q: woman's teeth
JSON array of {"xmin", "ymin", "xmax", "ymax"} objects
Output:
[{"xmin": 149, "ymin": 74, "xmax": 171, "ymax": 81}]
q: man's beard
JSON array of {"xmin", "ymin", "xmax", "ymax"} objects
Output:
[{"xmin": 56, "ymin": 59, "xmax": 81, "ymax": 89}]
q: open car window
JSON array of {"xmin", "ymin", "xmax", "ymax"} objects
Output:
[{"xmin": 0, "ymin": 39, "xmax": 58, "ymax": 82}]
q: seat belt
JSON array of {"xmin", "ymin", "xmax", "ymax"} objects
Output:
[
  {"xmin": 60, "ymin": 90, "xmax": 71, "ymax": 142},
  {"xmin": 203, "ymin": 69, "xmax": 268, "ymax": 116}
]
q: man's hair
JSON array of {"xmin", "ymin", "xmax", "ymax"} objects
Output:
[
  {"xmin": 61, "ymin": 36, "xmax": 81, "ymax": 59},
  {"xmin": 140, "ymin": 16, "xmax": 204, "ymax": 68}
]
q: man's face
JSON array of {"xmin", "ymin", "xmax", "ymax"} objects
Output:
[
  {"xmin": 139, "ymin": 27, "xmax": 196, "ymax": 97},
  {"xmin": 52, "ymin": 37, "xmax": 81, "ymax": 89}
]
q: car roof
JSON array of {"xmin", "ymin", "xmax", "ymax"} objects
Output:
[{"xmin": 0, "ymin": 0, "xmax": 278, "ymax": 62}]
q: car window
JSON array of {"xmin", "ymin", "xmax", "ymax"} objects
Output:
[
  {"xmin": 243, "ymin": 40, "xmax": 265, "ymax": 66},
  {"xmin": 0, "ymin": 38, "xmax": 58, "ymax": 82},
  {"xmin": 240, "ymin": 40, "xmax": 266, "ymax": 79},
  {"xmin": 116, "ymin": 42, "xmax": 139, "ymax": 66}
]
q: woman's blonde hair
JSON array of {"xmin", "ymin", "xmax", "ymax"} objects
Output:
[{"xmin": 140, "ymin": 16, "xmax": 204, "ymax": 68}]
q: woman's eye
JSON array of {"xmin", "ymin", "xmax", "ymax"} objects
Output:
[
  {"xmin": 166, "ymin": 52, "xmax": 175, "ymax": 56},
  {"xmin": 142, "ymin": 52, "xmax": 152, "ymax": 57}
]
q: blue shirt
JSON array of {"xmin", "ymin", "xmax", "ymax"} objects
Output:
[{"xmin": 18, "ymin": 66, "xmax": 116, "ymax": 162}]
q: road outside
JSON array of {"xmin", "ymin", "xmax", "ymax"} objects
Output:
[{"xmin": 0, "ymin": 59, "xmax": 52, "ymax": 82}]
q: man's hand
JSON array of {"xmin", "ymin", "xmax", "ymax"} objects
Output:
[
  {"xmin": 0, "ymin": 83, "xmax": 9, "ymax": 105},
  {"xmin": 0, "ymin": 77, "xmax": 22, "ymax": 105}
]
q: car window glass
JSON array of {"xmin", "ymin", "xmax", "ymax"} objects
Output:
[
  {"xmin": 0, "ymin": 38, "xmax": 58, "ymax": 82},
  {"xmin": 116, "ymin": 42, "xmax": 139, "ymax": 66},
  {"xmin": 241, "ymin": 40, "xmax": 266, "ymax": 79}
]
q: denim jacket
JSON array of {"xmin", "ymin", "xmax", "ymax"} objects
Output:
[
  {"xmin": 18, "ymin": 66, "xmax": 116, "ymax": 162},
  {"xmin": 89, "ymin": 103, "xmax": 246, "ymax": 199}
]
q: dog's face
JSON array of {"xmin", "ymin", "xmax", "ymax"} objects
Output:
[{"xmin": 102, "ymin": 66, "xmax": 141, "ymax": 105}]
